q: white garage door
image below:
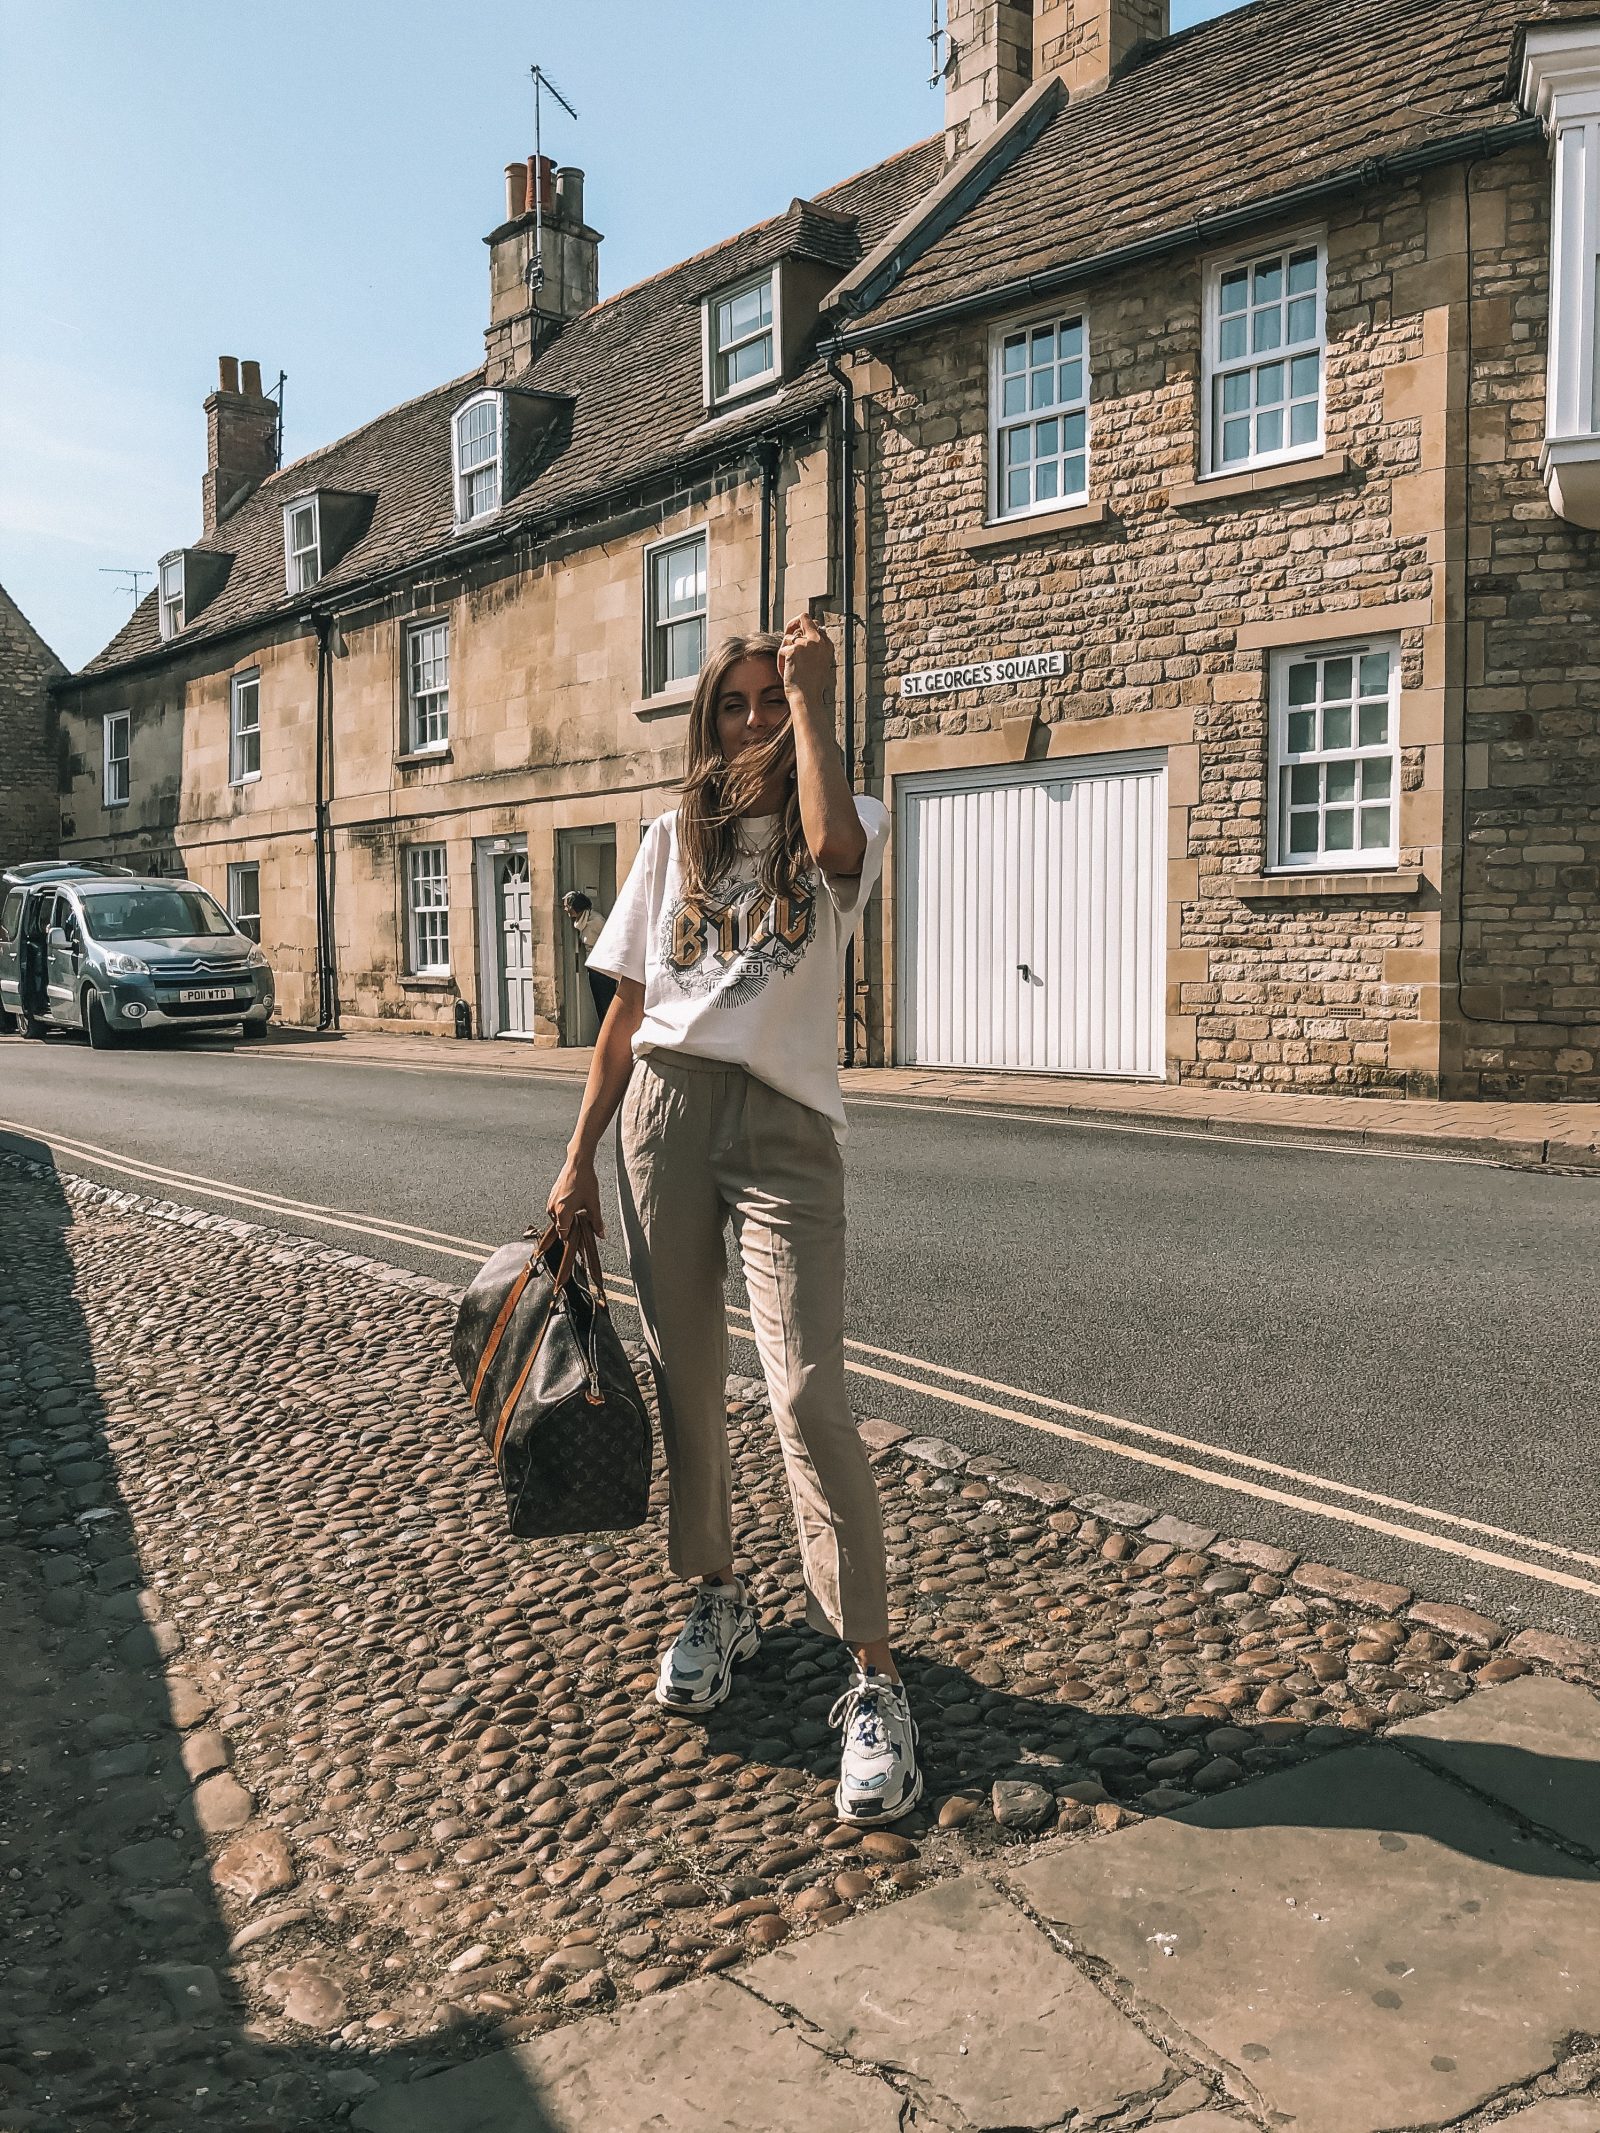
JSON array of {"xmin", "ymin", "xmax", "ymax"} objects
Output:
[{"xmin": 896, "ymin": 752, "xmax": 1166, "ymax": 1076}]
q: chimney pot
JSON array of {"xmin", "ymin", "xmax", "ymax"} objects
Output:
[
  {"xmin": 554, "ymin": 165, "xmax": 585, "ymax": 225},
  {"xmin": 240, "ymin": 359, "xmax": 263, "ymax": 397},
  {"xmin": 505, "ymin": 160, "xmax": 528, "ymax": 220},
  {"xmin": 218, "ymin": 355, "xmax": 241, "ymax": 394},
  {"xmin": 529, "ymin": 153, "xmax": 556, "ymax": 215}
]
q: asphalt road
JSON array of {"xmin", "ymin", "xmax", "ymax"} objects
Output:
[{"xmin": 3, "ymin": 1027, "xmax": 1598, "ymax": 1644}]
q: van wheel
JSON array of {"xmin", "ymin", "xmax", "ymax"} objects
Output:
[{"xmin": 85, "ymin": 991, "xmax": 119, "ymax": 1050}]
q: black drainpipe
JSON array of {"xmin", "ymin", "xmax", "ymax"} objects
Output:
[
  {"xmin": 755, "ymin": 437, "xmax": 779, "ymax": 631},
  {"xmin": 825, "ymin": 353, "xmax": 860, "ymax": 1068},
  {"xmin": 309, "ymin": 615, "xmax": 339, "ymax": 1030}
]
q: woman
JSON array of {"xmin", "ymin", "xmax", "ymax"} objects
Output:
[{"xmin": 545, "ymin": 616, "xmax": 919, "ymax": 1825}]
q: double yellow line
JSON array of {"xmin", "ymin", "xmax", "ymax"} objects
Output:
[{"xmin": 5, "ymin": 1114, "xmax": 1598, "ymax": 1606}]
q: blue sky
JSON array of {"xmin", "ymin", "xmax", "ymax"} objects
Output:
[{"xmin": 0, "ymin": 0, "xmax": 1241, "ymax": 668}]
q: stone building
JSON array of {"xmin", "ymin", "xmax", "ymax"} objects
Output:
[
  {"xmin": 823, "ymin": 0, "xmax": 1600, "ymax": 1099},
  {"xmin": 54, "ymin": 143, "xmax": 937, "ymax": 1039},
  {"xmin": 0, "ymin": 583, "xmax": 64, "ymax": 872}
]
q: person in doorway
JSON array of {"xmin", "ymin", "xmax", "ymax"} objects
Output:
[
  {"xmin": 562, "ymin": 890, "xmax": 616, "ymax": 1031},
  {"xmin": 544, "ymin": 616, "xmax": 919, "ymax": 1825}
]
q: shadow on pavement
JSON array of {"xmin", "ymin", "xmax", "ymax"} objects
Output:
[
  {"xmin": 704, "ymin": 1619, "xmax": 1598, "ymax": 1880},
  {"xmin": 0, "ymin": 1133, "xmax": 555, "ymax": 2132},
  {"xmin": 2, "ymin": 1127, "xmax": 1592, "ymax": 2133}
]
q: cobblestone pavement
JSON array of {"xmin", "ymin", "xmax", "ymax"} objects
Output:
[{"xmin": 2, "ymin": 1149, "xmax": 1597, "ymax": 2130}]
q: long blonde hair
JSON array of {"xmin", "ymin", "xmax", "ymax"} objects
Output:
[{"xmin": 676, "ymin": 634, "xmax": 811, "ymax": 911}]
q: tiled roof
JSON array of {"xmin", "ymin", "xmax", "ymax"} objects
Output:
[
  {"xmin": 834, "ymin": 0, "xmax": 1572, "ymax": 337},
  {"xmin": 77, "ymin": 138, "xmax": 941, "ymax": 681}
]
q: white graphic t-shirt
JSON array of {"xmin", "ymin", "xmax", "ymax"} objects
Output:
[{"xmin": 587, "ymin": 796, "xmax": 890, "ymax": 1142}]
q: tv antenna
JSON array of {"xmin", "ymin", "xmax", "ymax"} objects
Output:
[
  {"xmin": 99, "ymin": 567, "xmax": 152, "ymax": 606},
  {"xmin": 267, "ymin": 368, "xmax": 287, "ymax": 468},
  {"xmin": 527, "ymin": 64, "xmax": 578, "ymax": 303},
  {"xmin": 928, "ymin": 0, "xmax": 952, "ymax": 84}
]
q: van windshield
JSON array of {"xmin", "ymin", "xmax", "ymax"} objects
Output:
[{"xmin": 78, "ymin": 887, "xmax": 236, "ymax": 942}]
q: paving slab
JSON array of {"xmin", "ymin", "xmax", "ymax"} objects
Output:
[
  {"xmin": 349, "ymin": 1974, "xmax": 912, "ymax": 2133},
  {"xmin": 1393, "ymin": 1676, "xmax": 1600, "ymax": 1854},
  {"xmin": 743, "ymin": 1874, "xmax": 1172, "ymax": 2130},
  {"xmin": 1008, "ymin": 1745, "xmax": 1600, "ymax": 2133}
]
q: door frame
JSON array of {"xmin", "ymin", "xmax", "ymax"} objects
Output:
[
  {"xmin": 472, "ymin": 833, "xmax": 529, "ymax": 1041},
  {"xmin": 892, "ymin": 747, "xmax": 1168, "ymax": 1076}
]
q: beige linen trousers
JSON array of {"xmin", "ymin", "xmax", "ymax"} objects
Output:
[{"xmin": 617, "ymin": 1049, "xmax": 889, "ymax": 1644}]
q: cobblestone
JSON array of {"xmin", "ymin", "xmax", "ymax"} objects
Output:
[{"xmin": 0, "ymin": 1154, "xmax": 1582, "ymax": 2128}]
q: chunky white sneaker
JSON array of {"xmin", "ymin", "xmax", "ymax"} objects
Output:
[
  {"xmin": 830, "ymin": 1665, "xmax": 921, "ymax": 1825},
  {"xmin": 654, "ymin": 1580, "xmax": 761, "ymax": 1711}
]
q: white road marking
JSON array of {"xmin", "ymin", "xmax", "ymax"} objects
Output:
[{"xmin": 4, "ymin": 1116, "xmax": 1593, "ymax": 1603}]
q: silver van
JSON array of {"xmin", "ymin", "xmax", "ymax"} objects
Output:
[{"xmin": 0, "ymin": 868, "xmax": 274, "ymax": 1048}]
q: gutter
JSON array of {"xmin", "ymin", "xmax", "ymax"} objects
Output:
[{"xmin": 825, "ymin": 118, "xmax": 1544, "ymax": 352}]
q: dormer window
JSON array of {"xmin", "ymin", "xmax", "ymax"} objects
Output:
[
  {"xmin": 706, "ymin": 271, "xmax": 779, "ymax": 405},
  {"xmin": 155, "ymin": 547, "xmax": 230, "ymax": 638},
  {"xmin": 453, "ymin": 392, "xmax": 503, "ymax": 524},
  {"xmin": 279, "ymin": 488, "xmax": 372, "ymax": 594},
  {"xmin": 159, "ymin": 554, "xmax": 185, "ymax": 638},
  {"xmin": 285, "ymin": 497, "xmax": 322, "ymax": 592}
]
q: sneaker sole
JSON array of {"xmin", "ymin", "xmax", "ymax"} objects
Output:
[
  {"xmin": 833, "ymin": 1722, "xmax": 924, "ymax": 1826},
  {"xmin": 653, "ymin": 1621, "xmax": 761, "ymax": 1712}
]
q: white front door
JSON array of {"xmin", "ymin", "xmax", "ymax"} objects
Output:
[
  {"xmin": 496, "ymin": 851, "xmax": 534, "ymax": 1037},
  {"xmin": 896, "ymin": 752, "xmax": 1166, "ymax": 1077}
]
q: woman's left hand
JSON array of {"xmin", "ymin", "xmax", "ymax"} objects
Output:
[{"xmin": 778, "ymin": 614, "xmax": 835, "ymax": 712}]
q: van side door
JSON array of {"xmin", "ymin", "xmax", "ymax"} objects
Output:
[{"xmin": 44, "ymin": 894, "xmax": 84, "ymax": 1026}]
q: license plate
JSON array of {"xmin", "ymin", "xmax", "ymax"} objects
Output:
[{"xmin": 179, "ymin": 987, "xmax": 235, "ymax": 1004}]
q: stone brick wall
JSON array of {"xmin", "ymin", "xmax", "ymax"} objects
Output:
[
  {"xmin": 0, "ymin": 585, "xmax": 65, "ymax": 871},
  {"xmin": 1454, "ymin": 148, "xmax": 1600, "ymax": 1098},
  {"xmin": 858, "ymin": 166, "xmax": 1531, "ymax": 1093}
]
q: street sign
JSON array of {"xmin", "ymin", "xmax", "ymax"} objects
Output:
[{"xmin": 898, "ymin": 649, "xmax": 1065, "ymax": 698}]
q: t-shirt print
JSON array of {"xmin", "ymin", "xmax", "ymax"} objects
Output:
[{"xmin": 661, "ymin": 876, "xmax": 818, "ymax": 1007}]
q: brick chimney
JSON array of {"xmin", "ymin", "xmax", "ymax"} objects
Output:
[
  {"xmin": 1033, "ymin": 0, "xmax": 1166, "ymax": 98},
  {"xmin": 484, "ymin": 155, "xmax": 602, "ymax": 384},
  {"xmin": 943, "ymin": 0, "xmax": 1168, "ymax": 156},
  {"xmin": 203, "ymin": 357, "xmax": 278, "ymax": 532}
]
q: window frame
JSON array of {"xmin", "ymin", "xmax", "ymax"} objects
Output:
[
  {"xmin": 404, "ymin": 842, "xmax": 451, "ymax": 976},
  {"xmin": 704, "ymin": 269, "xmax": 780, "ymax": 407},
  {"xmin": 283, "ymin": 495, "xmax": 322, "ymax": 593},
  {"xmin": 103, "ymin": 710, "xmax": 131, "ymax": 810},
  {"xmin": 1266, "ymin": 636, "xmax": 1401, "ymax": 874},
  {"xmin": 227, "ymin": 860, "xmax": 261, "ymax": 942},
  {"xmin": 1202, "ymin": 234, "xmax": 1327, "ymax": 479},
  {"xmin": 452, "ymin": 391, "xmax": 504, "ymax": 527},
  {"xmin": 644, "ymin": 527, "xmax": 709, "ymax": 698},
  {"xmin": 988, "ymin": 310, "xmax": 1092, "ymax": 523},
  {"xmin": 229, "ymin": 668, "xmax": 262, "ymax": 786},
  {"xmin": 158, "ymin": 552, "xmax": 185, "ymax": 640},
  {"xmin": 403, "ymin": 617, "xmax": 451, "ymax": 754}
]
